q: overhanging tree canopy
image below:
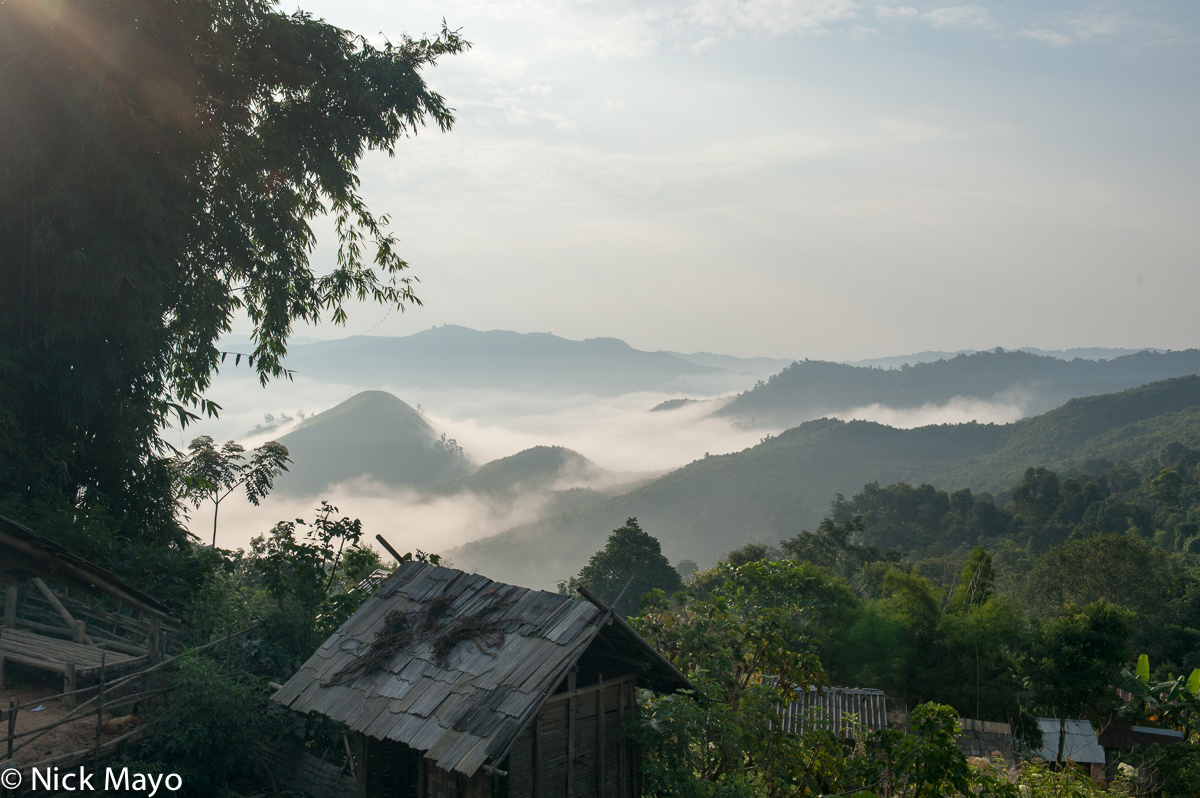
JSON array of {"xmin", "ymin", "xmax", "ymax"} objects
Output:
[{"xmin": 0, "ymin": 0, "xmax": 467, "ymax": 534}]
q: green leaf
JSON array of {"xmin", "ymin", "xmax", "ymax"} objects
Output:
[
  {"xmin": 1187, "ymin": 669, "xmax": 1200, "ymax": 696},
  {"xmin": 1137, "ymin": 653, "xmax": 1150, "ymax": 684}
]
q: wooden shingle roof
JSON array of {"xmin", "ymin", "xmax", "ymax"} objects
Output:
[{"xmin": 273, "ymin": 562, "xmax": 689, "ymax": 777}]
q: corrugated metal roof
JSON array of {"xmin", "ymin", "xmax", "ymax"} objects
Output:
[
  {"xmin": 1036, "ymin": 718, "xmax": 1106, "ymax": 764},
  {"xmin": 779, "ymin": 686, "xmax": 888, "ymax": 736},
  {"xmin": 274, "ymin": 562, "xmax": 688, "ymax": 777}
]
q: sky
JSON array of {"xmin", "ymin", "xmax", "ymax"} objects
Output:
[{"xmin": 258, "ymin": 0, "xmax": 1200, "ymax": 362}]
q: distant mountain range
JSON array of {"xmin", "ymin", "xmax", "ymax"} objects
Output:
[
  {"xmin": 264, "ymin": 326, "xmax": 780, "ymax": 396},
  {"xmin": 450, "ymin": 376, "xmax": 1200, "ymax": 589},
  {"xmin": 712, "ymin": 349, "xmax": 1200, "ymax": 428},
  {"xmin": 845, "ymin": 346, "xmax": 1166, "ymax": 370}
]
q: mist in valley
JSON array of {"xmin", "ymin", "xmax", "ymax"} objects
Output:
[{"xmin": 180, "ymin": 345, "xmax": 1043, "ymax": 557}]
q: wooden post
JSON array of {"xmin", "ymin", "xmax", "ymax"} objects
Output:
[
  {"xmin": 95, "ymin": 653, "xmax": 106, "ymax": 757},
  {"xmin": 33, "ymin": 579, "xmax": 95, "ymax": 645},
  {"xmin": 342, "ymin": 731, "xmax": 356, "ymax": 779},
  {"xmin": 617, "ymin": 681, "xmax": 627, "ymax": 798},
  {"xmin": 0, "ymin": 653, "xmax": 5, "ymax": 691},
  {"xmin": 33, "ymin": 578, "xmax": 75, "ymax": 628},
  {"xmin": 355, "ymin": 732, "xmax": 368, "ymax": 798},
  {"xmin": 566, "ymin": 671, "xmax": 576, "ymax": 798},
  {"xmin": 64, "ymin": 663, "xmax": 77, "ymax": 709},
  {"xmin": 533, "ymin": 714, "xmax": 542, "ymax": 798},
  {"xmin": 3, "ymin": 585, "xmax": 15, "ymax": 627},
  {"xmin": 147, "ymin": 617, "xmax": 162, "ymax": 691},
  {"xmin": 73, "ymin": 619, "xmax": 87, "ymax": 644},
  {"xmin": 597, "ymin": 675, "xmax": 605, "ymax": 797},
  {"xmin": 7, "ymin": 696, "xmax": 16, "ymax": 759},
  {"xmin": 148, "ymin": 617, "xmax": 162, "ymax": 664}
]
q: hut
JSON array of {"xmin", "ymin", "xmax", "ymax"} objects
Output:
[
  {"xmin": 0, "ymin": 515, "xmax": 184, "ymax": 696},
  {"xmin": 273, "ymin": 562, "xmax": 692, "ymax": 798},
  {"xmin": 1098, "ymin": 722, "xmax": 1184, "ymax": 752}
]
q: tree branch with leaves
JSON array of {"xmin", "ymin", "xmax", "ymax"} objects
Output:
[{"xmin": 178, "ymin": 436, "xmax": 291, "ymax": 546}]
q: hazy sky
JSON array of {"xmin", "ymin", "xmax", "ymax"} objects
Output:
[{"xmin": 271, "ymin": 0, "xmax": 1198, "ymax": 361}]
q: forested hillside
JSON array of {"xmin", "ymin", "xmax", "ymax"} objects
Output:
[
  {"xmin": 560, "ymin": 421, "xmax": 1200, "ymax": 741},
  {"xmin": 275, "ymin": 391, "xmax": 471, "ymax": 495},
  {"xmin": 716, "ymin": 348, "xmax": 1200, "ymax": 428},
  {"xmin": 453, "ymin": 376, "xmax": 1200, "ymax": 587},
  {"xmin": 431, "ymin": 445, "xmax": 654, "ymax": 518}
]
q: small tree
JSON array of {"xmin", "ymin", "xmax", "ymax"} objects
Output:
[
  {"xmin": 1022, "ymin": 601, "xmax": 1134, "ymax": 762},
  {"xmin": 180, "ymin": 436, "xmax": 291, "ymax": 546},
  {"xmin": 252, "ymin": 502, "xmax": 371, "ymax": 671},
  {"xmin": 947, "ymin": 547, "xmax": 996, "ymax": 612},
  {"xmin": 560, "ymin": 517, "xmax": 681, "ymax": 616}
]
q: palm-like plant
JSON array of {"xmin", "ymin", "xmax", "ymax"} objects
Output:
[{"xmin": 1117, "ymin": 654, "xmax": 1200, "ymax": 739}]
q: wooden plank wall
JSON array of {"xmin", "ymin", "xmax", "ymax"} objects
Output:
[
  {"xmin": 255, "ymin": 739, "xmax": 357, "ymax": 798},
  {"xmin": 426, "ymin": 764, "xmax": 491, "ymax": 798},
  {"xmin": 364, "ymin": 736, "xmax": 422, "ymax": 798},
  {"xmin": 506, "ymin": 674, "xmax": 636, "ymax": 798}
]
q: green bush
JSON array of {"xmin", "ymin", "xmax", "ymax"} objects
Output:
[{"xmin": 141, "ymin": 654, "xmax": 265, "ymax": 796}]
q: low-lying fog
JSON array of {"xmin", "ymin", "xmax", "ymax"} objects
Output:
[{"xmin": 178, "ymin": 369, "xmax": 1031, "ymax": 556}]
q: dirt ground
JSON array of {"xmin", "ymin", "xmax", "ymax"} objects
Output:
[{"xmin": 2, "ymin": 662, "xmax": 139, "ymax": 766}]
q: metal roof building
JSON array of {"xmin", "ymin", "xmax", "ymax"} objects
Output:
[
  {"xmin": 274, "ymin": 562, "xmax": 692, "ymax": 798},
  {"xmin": 1036, "ymin": 719, "xmax": 1106, "ymax": 764},
  {"xmin": 779, "ymin": 686, "xmax": 888, "ymax": 737}
]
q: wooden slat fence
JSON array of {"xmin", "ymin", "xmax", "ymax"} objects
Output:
[{"xmin": 779, "ymin": 687, "xmax": 889, "ymax": 738}]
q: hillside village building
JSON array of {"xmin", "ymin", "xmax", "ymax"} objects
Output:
[
  {"xmin": 0, "ymin": 515, "xmax": 183, "ymax": 696},
  {"xmin": 274, "ymin": 562, "xmax": 692, "ymax": 798}
]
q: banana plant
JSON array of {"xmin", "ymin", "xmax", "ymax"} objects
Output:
[{"xmin": 1117, "ymin": 653, "xmax": 1200, "ymax": 739}]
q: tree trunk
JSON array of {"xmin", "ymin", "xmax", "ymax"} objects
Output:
[{"xmin": 1056, "ymin": 716, "xmax": 1066, "ymax": 765}]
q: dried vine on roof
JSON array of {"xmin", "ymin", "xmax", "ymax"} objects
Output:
[
  {"xmin": 322, "ymin": 590, "xmax": 518, "ymax": 686},
  {"xmin": 431, "ymin": 597, "xmax": 516, "ymax": 668},
  {"xmin": 323, "ymin": 608, "xmax": 414, "ymax": 687}
]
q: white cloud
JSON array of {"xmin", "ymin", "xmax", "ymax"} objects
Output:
[
  {"xmin": 686, "ymin": 0, "xmax": 858, "ymax": 35},
  {"xmin": 833, "ymin": 396, "xmax": 1029, "ymax": 428},
  {"xmin": 1019, "ymin": 27, "xmax": 1073, "ymax": 46},
  {"xmin": 1015, "ymin": 7, "xmax": 1191, "ymax": 50},
  {"xmin": 371, "ymin": 132, "xmax": 847, "ymax": 205},
  {"xmin": 875, "ymin": 4, "xmax": 917, "ymax": 20},
  {"xmin": 1071, "ymin": 12, "xmax": 1126, "ymax": 41},
  {"xmin": 921, "ymin": 5, "xmax": 990, "ymax": 29}
]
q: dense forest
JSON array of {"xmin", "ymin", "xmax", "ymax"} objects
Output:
[
  {"xmin": 561, "ymin": 446, "xmax": 1200, "ymax": 796},
  {"xmin": 568, "ymin": 441, "xmax": 1200, "ymax": 713}
]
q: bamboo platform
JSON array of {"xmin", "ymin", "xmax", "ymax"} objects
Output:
[{"xmin": 0, "ymin": 627, "xmax": 144, "ymax": 694}]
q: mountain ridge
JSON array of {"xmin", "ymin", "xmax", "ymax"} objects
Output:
[
  {"xmin": 450, "ymin": 376, "xmax": 1200, "ymax": 589},
  {"xmin": 275, "ymin": 325, "xmax": 756, "ymax": 396},
  {"xmin": 717, "ymin": 348, "xmax": 1200, "ymax": 428}
]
